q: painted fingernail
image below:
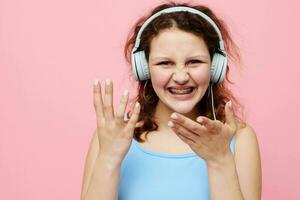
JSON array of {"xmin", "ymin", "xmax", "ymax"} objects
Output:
[
  {"xmin": 170, "ymin": 113, "xmax": 178, "ymax": 119},
  {"xmin": 123, "ymin": 90, "xmax": 128, "ymax": 96},
  {"xmin": 94, "ymin": 79, "xmax": 99, "ymax": 86},
  {"xmin": 168, "ymin": 121, "xmax": 174, "ymax": 127},
  {"xmin": 228, "ymin": 100, "xmax": 232, "ymax": 109},
  {"xmin": 105, "ymin": 79, "xmax": 111, "ymax": 85},
  {"xmin": 197, "ymin": 117, "xmax": 203, "ymax": 123}
]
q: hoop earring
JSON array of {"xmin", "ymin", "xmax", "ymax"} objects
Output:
[
  {"xmin": 143, "ymin": 79, "xmax": 150, "ymax": 91},
  {"xmin": 142, "ymin": 79, "xmax": 156, "ymax": 103}
]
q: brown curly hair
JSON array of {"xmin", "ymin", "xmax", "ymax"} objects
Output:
[{"xmin": 124, "ymin": 1, "xmax": 247, "ymax": 143}]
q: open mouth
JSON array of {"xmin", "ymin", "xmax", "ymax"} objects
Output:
[{"xmin": 168, "ymin": 87, "xmax": 194, "ymax": 95}]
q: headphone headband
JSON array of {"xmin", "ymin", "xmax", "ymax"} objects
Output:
[
  {"xmin": 133, "ymin": 6, "xmax": 225, "ymax": 52},
  {"xmin": 131, "ymin": 5, "xmax": 228, "ymax": 84}
]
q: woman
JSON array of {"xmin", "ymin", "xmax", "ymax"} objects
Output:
[{"xmin": 81, "ymin": 2, "xmax": 262, "ymax": 200}]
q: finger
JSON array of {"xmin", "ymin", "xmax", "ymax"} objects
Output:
[
  {"xmin": 169, "ymin": 121, "xmax": 198, "ymax": 143},
  {"xmin": 125, "ymin": 102, "xmax": 141, "ymax": 136},
  {"xmin": 128, "ymin": 109, "xmax": 132, "ymax": 117},
  {"xmin": 169, "ymin": 122, "xmax": 195, "ymax": 146},
  {"xmin": 93, "ymin": 79, "xmax": 104, "ymax": 119},
  {"xmin": 225, "ymin": 100, "xmax": 237, "ymax": 130},
  {"xmin": 198, "ymin": 116, "xmax": 216, "ymax": 132},
  {"xmin": 170, "ymin": 113, "xmax": 205, "ymax": 136},
  {"xmin": 103, "ymin": 79, "xmax": 114, "ymax": 120},
  {"xmin": 124, "ymin": 119, "xmax": 144, "ymax": 128},
  {"xmin": 115, "ymin": 89, "xmax": 129, "ymax": 124},
  {"xmin": 126, "ymin": 110, "xmax": 144, "ymax": 128},
  {"xmin": 135, "ymin": 121, "xmax": 144, "ymax": 128},
  {"xmin": 176, "ymin": 132, "xmax": 195, "ymax": 146},
  {"xmin": 123, "ymin": 110, "xmax": 131, "ymax": 123},
  {"xmin": 124, "ymin": 112, "xmax": 144, "ymax": 126},
  {"xmin": 125, "ymin": 109, "xmax": 132, "ymax": 121}
]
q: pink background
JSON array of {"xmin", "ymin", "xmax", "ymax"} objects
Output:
[{"xmin": 1, "ymin": 0, "xmax": 299, "ymax": 199}]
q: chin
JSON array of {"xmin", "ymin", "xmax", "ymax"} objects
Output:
[
  {"xmin": 166, "ymin": 88, "xmax": 203, "ymax": 112},
  {"xmin": 169, "ymin": 101, "xmax": 199, "ymax": 113}
]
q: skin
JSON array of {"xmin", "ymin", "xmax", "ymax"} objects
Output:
[
  {"xmin": 147, "ymin": 26, "xmax": 238, "ymax": 164},
  {"xmin": 148, "ymin": 27, "xmax": 212, "ymax": 135},
  {"xmin": 146, "ymin": 27, "xmax": 249, "ymax": 199},
  {"xmin": 82, "ymin": 26, "xmax": 261, "ymax": 200},
  {"xmin": 82, "ymin": 80, "xmax": 142, "ymax": 200}
]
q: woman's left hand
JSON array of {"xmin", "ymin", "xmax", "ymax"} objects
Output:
[{"xmin": 168, "ymin": 100, "xmax": 238, "ymax": 166}]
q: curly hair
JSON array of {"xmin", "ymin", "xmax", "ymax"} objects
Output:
[{"xmin": 124, "ymin": 1, "xmax": 247, "ymax": 143}]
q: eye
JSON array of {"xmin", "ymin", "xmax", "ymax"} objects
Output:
[
  {"xmin": 188, "ymin": 60, "xmax": 203, "ymax": 64},
  {"xmin": 157, "ymin": 61, "xmax": 171, "ymax": 65}
]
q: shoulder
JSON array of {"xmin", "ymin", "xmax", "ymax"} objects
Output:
[
  {"xmin": 233, "ymin": 122, "xmax": 262, "ymax": 199},
  {"xmin": 234, "ymin": 120, "xmax": 261, "ymax": 160},
  {"xmin": 235, "ymin": 122, "xmax": 260, "ymax": 153}
]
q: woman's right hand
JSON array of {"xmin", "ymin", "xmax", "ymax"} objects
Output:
[{"xmin": 93, "ymin": 79, "xmax": 141, "ymax": 166}]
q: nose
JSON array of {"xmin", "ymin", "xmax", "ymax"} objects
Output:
[{"xmin": 172, "ymin": 66, "xmax": 190, "ymax": 84}]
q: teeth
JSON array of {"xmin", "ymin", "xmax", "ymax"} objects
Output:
[{"xmin": 169, "ymin": 88, "xmax": 193, "ymax": 94}]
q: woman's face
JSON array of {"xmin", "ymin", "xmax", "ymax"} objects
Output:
[{"xmin": 148, "ymin": 27, "xmax": 211, "ymax": 114}]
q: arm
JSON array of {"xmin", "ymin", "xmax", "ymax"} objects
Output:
[
  {"xmin": 81, "ymin": 79, "xmax": 141, "ymax": 199},
  {"xmin": 206, "ymin": 125, "xmax": 262, "ymax": 200},
  {"xmin": 80, "ymin": 129, "xmax": 121, "ymax": 200}
]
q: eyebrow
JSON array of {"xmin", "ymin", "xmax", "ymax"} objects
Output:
[{"xmin": 151, "ymin": 54, "xmax": 210, "ymax": 61}]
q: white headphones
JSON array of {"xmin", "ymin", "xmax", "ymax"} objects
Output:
[{"xmin": 131, "ymin": 6, "xmax": 228, "ymax": 84}]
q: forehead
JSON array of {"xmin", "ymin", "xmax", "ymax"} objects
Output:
[{"xmin": 149, "ymin": 28, "xmax": 210, "ymax": 58}]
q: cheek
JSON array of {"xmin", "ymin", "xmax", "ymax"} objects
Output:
[
  {"xmin": 150, "ymin": 69, "xmax": 170, "ymax": 88},
  {"xmin": 191, "ymin": 67, "xmax": 211, "ymax": 85},
  {"xmin": 150, "ymin": 67, "xmax": 211, "ymax": 87}
]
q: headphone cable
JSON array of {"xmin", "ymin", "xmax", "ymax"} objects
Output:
[{"xmin": 210, "ymin": 82, "xmax": 217, "ymax": 120}]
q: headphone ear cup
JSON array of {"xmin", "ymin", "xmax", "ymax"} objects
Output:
[
  {"xmin": 131, "ymin": 50, "xmax": 140, "ymax": 81},
  {"xmin": 134, "ymin": 51, "xmax": 150, "ymax": 81},
  {"xmin": 210, "ymin": 52, "xmax": 227, "ymax": 83}
]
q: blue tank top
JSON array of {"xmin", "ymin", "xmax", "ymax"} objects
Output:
[{"xmin": 118, "ymin": 134, "xmax": 237, "ymax": 200}]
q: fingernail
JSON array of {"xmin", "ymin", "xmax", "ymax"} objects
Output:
[
  {"xmin": 135, "ymin": 102, "xmax": 140, "ymax": 108},
  {"xmin": 105, "ymin": 79, "xmax": 111, "ymax": 85},
  {"xmin": 123, "ymin": 90, "xmax": 129, "ymax": 96},
  {"xmin": 170, "ymin": 113, "xmax": 178, "ymax": 119},
  {"xmin": 197, "ymin": 117, "xmax": 203, "ymax": 123},
  {"xmin": 168, "ymin": 121, "xmax": 174, "ymax": 127},
  {"xmin": 94, "ymin": 79, "xmax": 99, "ymax": 86},
  {"xmin": 228, "ymin": 100, "xmax": 232, "ymax": 109}
]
